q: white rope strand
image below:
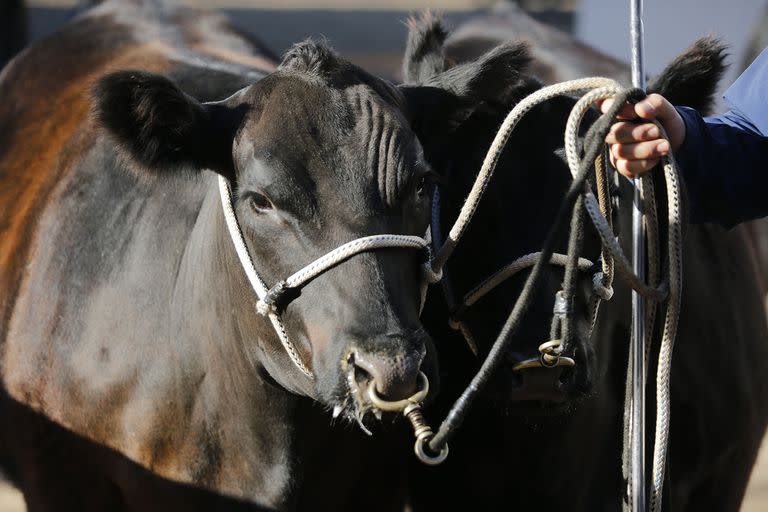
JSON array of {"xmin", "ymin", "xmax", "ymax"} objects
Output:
[
  {"xmin": 219, "ymin": 176, "xmax": 312, "ymax": 377},
  {"xmin": 284, "ymin": 235, "xmax": 431, "ymax": 289},
  {"xmin": 433, "ymin": 77, "xmax": 621, "ymax": 272},
  {"xmin": 218, "ymin": 175, "xmax": 271, "ymax": 299}
]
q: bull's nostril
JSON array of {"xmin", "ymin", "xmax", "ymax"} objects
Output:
[
  {"xmin": 351, "ymin": 361, "xmax": 373, "ymax": 388},
  {"xmin": 352, "ymin": 350, "xmax": 421, "ymax": 401}
]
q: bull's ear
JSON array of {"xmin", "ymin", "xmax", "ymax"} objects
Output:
[
  {"xmin": 402, "ymin": 12, "xmax": 532, "ymax": 105},
  {"xmin": 400, "ymin": 12, "xmax": 532, "ymax": 144},
  {"xmin": 93, "ymin": 70, "xmax": 242, "ymax": 179},
  {"xmin": 400, "ymin": 42, "xmax": 533, "ymax": 159},
  {"xmin": 647, "ymin": 37, "xmax": 727, "ymax": 117},
  {"xmin": 403, "ymin": 12, "xmax": 449, "ymax": 84}
]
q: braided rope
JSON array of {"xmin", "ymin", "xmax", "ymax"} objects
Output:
[
  {"xmin": 426, "ymin": 79, "xmax": 682, "ymax": 510},
  {"xmin": 284, "ymin": 235, "xmax": 434, "ymax": 289},
  {"xmin": 649, "ymin": 142, "xmax": 683, "ymax": 512},
  {"xmin": 218, "ymin": 176, "xmax": 271, "ymax": 298},
  {"xmin": 218, "ymin": 176, "xmax": 313, "ymax": 377},
  {"xmin": 564, "ymin": 92, "xmax": 682, "ymax": 512},
  {"xmin": 432, "ymin": 77, "xmax": 623, "ymax": 273},
  {"xmin": 461, "ymin": 253, "xmax": 593, "ymax": 308}
]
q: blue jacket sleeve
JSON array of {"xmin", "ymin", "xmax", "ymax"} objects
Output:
[
  {"xmin": 673, "ymin": 48, "xmax": 768, "ymax": 227},
  {"xmin": 675, "ymin": 107, "xmax": 768, "ymax": 227}
]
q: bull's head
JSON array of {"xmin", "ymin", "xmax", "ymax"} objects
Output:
[{"xmin": 93, "ymin": 40, "xmax": 523, "ymax": 427}]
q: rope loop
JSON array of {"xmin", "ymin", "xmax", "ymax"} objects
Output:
[
  {"xmin": 422, "ymin": 262, "xmax": 443, "ymax": 284},
  {"xmin": 424, "ymin": 78, "xmax": 683, "ymax": 496},
  {"xmin": 592, "ymin": 272, "xmax": 615, "ymax": 301}
]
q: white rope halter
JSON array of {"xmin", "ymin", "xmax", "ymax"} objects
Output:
[{"xmin": 217, "ymin": 175, "xmax": 440, "ymax": 379}]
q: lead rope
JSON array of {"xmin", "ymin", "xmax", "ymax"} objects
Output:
[
  {"xmin": 563, "ymin": 90, "xmax": 680, "ymax": 512},
  {"xmin": 217, "ymin": 175, "xmax": 442, "ymax": 380},
  {"xmin": 420, "ymin": 79, "xmax": 682, "ymax": 512}
]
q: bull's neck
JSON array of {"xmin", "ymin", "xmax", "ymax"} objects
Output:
[
  {"xmin": 180, "ymin": 176, "xmax": 383, "ymax": 507},
  {"xmin": 166, "ymin": 175, "xmax": 309, "ymax": 505}
]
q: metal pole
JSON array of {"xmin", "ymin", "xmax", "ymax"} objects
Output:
[{"xmin": 629, "ymin": 1, "xmax": 647, "ymax": 511}]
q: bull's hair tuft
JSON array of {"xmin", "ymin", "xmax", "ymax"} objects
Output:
[
  {"xmin": 279, "ymin": 39, "xmax": 341, "ymax": 77},
  {"xmin": 403, "ymin": 11, "xmax": 449, "ymax": 84},
  {"xmin": 93, "ymin": 70, "xmax": 209, "ymax": 177},
  {"xmin": 648, "ymin": 36, "xmax": 728, "ymax": 117}
]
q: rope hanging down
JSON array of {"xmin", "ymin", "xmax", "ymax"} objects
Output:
[{"xmin": 419, "ymin": 78, "xmax": 682, "ymax": 512}]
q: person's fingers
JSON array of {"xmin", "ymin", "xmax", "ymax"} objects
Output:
[
  {"xmin": 611, "ymin": 140, "xmax": 670, "ymax": 161},
  {"xmin": 606, "ymin": 121, "xmax": 661, "ymax": 144},
  {"xmin": 604, "ymin": 93, "xmax": 686, "ymax": 154},
  {"xmin": 634, "ymin": 93, "xmax": 675, "ymax": 121},
  {"xmin": 599, "ymin": 98, "xmax": 637, "ymax": 119},
  {"xmin": 614, "ymin": 157, "xmax": 660, "ymax": 177}
]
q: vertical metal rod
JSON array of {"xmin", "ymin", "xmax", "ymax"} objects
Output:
[{"xmin": 629, "ymin": 1, "xmax": 647, "ymax": 511}]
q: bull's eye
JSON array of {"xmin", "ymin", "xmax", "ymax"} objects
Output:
[
  {"xmin": 246, "ymin": 191, "xmax": 274, "ymax": 213},
  {"xmin": 416, "ymin": 176, "xmax": 427, "ymax": 198},
  {"xmin": 416, "ymin": 170, "xmax": 439, "ymax": 199}
]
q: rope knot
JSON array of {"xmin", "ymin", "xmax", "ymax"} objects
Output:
[
  {"xmin": 256, "ymin": 280, "xmax": 289, "ymax": 317},
  {"xmin": 552, "ymin": 290, "xmax": 573, "ymax": 317},
  {"xmin": 255, "ymin": 300, "xmax": 273, "ymax": 316},
  {"xmin": 592, "ymin": 272, "xmax": 614, "ymax": 301}
]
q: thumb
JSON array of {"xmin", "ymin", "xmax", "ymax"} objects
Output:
[
  {"xmin": 635, "ymin": 93, "xmax": 676, "ymax": 122},
  {"xmin": 634, "ymin": 93, "xmax": 686, "ymax": 152}
]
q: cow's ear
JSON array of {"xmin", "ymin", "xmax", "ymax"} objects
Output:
[
  {"xmin": 402, "ymin": 12, "xmax": 449, "ymax": 84},
  {"xmin": 93, "ymin": 70, "xmax": 242, "ymax": 179},
  {"xmin": 400, "ymin": 42, "xmax": 533, "ymax": 160},
  {"xmin": 415, "ymin": 41, "xmax": 532, "ymax": 107},
  {"xmin": 401, "ymin": 12, "xmax": 532, "ymax": 107},
  {"xmin": 647, "ymin": 37, "xmax": 727, "ymax": 117},
  {"xmin": 400, "ymin": 13, "xmax": 533, "ymax": 152}
]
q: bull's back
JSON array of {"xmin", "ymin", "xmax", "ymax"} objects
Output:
[
  {"xmin": 0, "ymin": 10, "xmax": 165, "ymax": 344},
  {"xmin": 0, "ymin": 2, "xmax": 273, "ymax": 351}
]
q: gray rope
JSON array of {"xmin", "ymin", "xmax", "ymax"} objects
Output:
[
  {"xmin": 425, "ymin": 80, "xmax": 683, "ymax": 512},
  {"xmin": 427, "ymin": 87, "xmax": 640, "ymax": 452}
]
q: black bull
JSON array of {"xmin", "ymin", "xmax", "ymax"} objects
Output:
[
  {"xmin": 406, "ymin": 16, "xmax": 768, "ymax": 512},
  {"xmin": 0, "ymin": 1, "xmax": 534, "ymax": 510},
  {"xmin": 0, "ymin": 3, "xmax": 765, "ymax": 512}
]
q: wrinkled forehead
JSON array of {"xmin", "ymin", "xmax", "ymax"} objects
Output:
[
  {"xmin": 244, "ymin": 71, "xmax": 411, "ymax": 141},
  {"xmin": 340, "ymin": 82, "xmax": 424, "ymax": 205},
  {"xmin": 239, "ymin": 72, "xmax": 424, "ymax": 206}
]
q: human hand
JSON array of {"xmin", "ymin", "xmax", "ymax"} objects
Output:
[{"xmin": 601, "ymin": 93, "xmax": 686, "ymax": 178}]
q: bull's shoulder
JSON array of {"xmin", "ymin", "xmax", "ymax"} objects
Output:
[{"xmin": 0, "ymin": 2, "xmax": 270, "ymax": 342}]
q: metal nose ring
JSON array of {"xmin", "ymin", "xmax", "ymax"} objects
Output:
[{"xmin": 366, "ymin": 371, "xmax": 430, "ymax": 412}]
